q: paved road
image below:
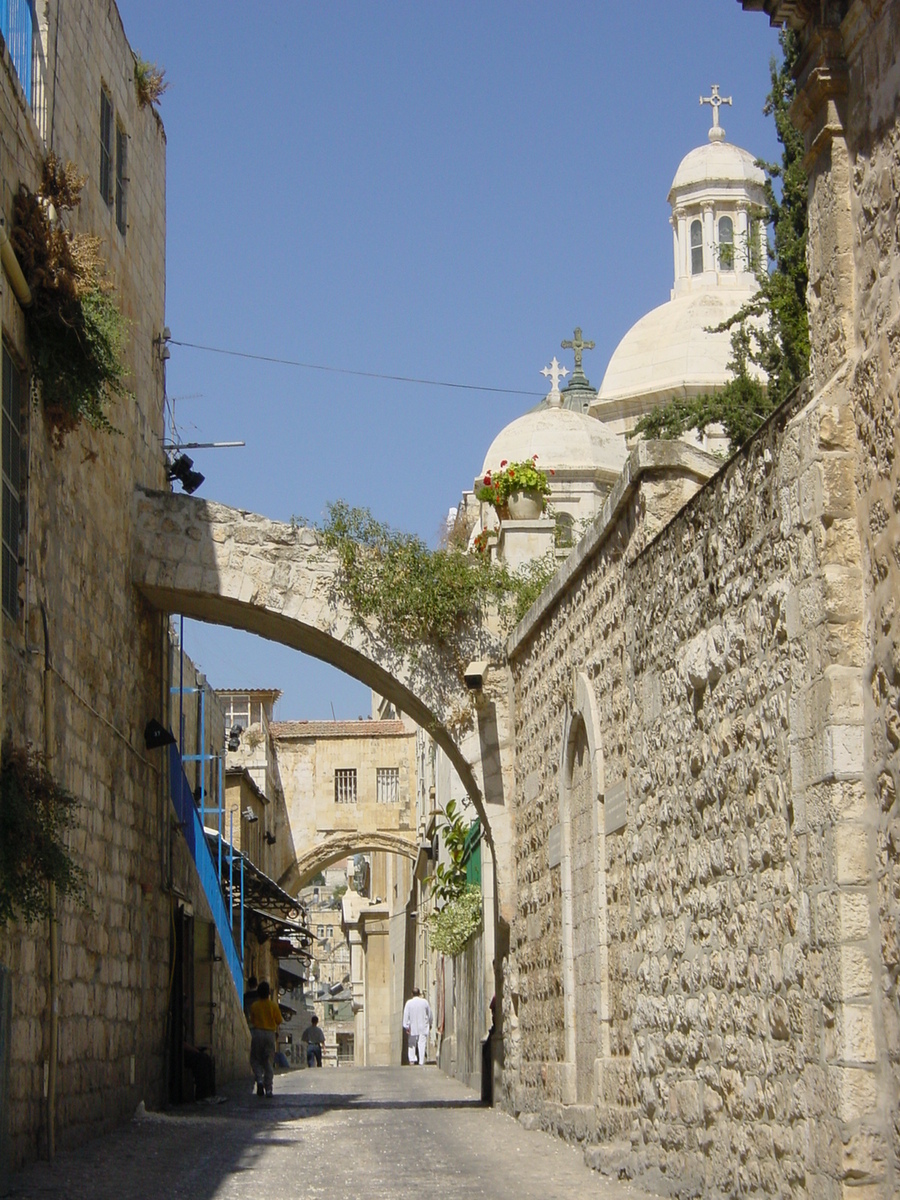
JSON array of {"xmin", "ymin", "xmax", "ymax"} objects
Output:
[{"xmin": 9, "ymin": 1066, "xmax": 660, "ymax": 1200}]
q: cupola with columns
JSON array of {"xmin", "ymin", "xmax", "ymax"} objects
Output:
[{"xmin": 668, "ymin": 85, "xmax": 767, "ymax": 298}]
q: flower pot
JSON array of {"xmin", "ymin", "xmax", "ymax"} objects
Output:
[{"xmin": 507, "ymin": 489, "xmax": 543, "ymax": 520}]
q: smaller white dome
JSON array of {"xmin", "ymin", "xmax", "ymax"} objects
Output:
[
  {"xmin": 669, "ymin": 140, "xmax": 765, "ymax": 200},
  {"xmin": 480, "ymin": 405, "xmax": 627, "ymax": 480}
]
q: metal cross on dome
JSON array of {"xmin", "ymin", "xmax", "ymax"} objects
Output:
[
  {"xmin": 700, "ymin": 84, "xmax": 732, "ymax": 134},
  {"xmin": 541, "ymin": 357, "xmax": 568, "ymax": 393},
  {"xmin": 561, "ymin": 327, "xmax": 595, "ymax": 373}
]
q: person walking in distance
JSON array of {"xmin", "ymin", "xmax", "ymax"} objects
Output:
[
  {"xmin": 301, "ymin": 1014, "xmax": 326, "ymax": 1068},
  {"xmin": 402, "ymin": 987, "xmax": 432, "ymax": 1066},
  {"xmin": 248, "ymin": 980, "xmax": 283, "ymax": 1097}
]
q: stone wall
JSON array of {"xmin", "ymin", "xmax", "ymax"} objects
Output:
[
  {"xmin": 505, "ymin": 373, "xmax": 886, "ymax": 1196},
  {"xmin": 0, "ymin": 1, "xmax": 247, "ymax": 1166},
  {"xmin": 500, "ymin": 5, "xmax": 900, "ymax": 1194},
  {"xmin": 0, "ymin": 0, "xmax": 170, "ymax": 1164},
  {"xmin": 839, "ymin": 2, "xmax": 900, "ymax": 1189}
]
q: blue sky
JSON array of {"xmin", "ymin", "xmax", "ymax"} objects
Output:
[{"xmin": 115, "ymin": 1, "xmax": 781, "ymax": 720}]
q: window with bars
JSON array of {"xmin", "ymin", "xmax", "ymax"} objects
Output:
[
  {"xmin": 334, "ymin": 769, "xmax": 357, "ymax": 804},
  {"xmin": 99, "ymin": 86, "xmax": 113, "ymax": 205},
  {"xmin": 2, "ymin": 348, "xmax": 23, "ymax": 621},
  {"xmin": 115, "ymin": 124, "xmax": 128, "ymax": 236},
  {"xmin": 376, "ymin": 767, "xmax": 400, "ymax": 804},
  {"xmin": 0, "ymin": 0, "xmax": 33, "ymax": 101}
]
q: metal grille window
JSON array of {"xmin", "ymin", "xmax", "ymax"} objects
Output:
[
  {"xmin": 115, "ymin": 124, "xmax": 128, "ymax": 236},
  {"xmin": 376, "ymin": 767, "xmax": 400, "ymax": 804},
  {"xmin": 99, "ymin": 86, "xmax": 113, "ymax": 205},
  {"xmin": 334, "ymin": 769, "xmax": 357, "ymax": 804},
  {"xmin": 2, "ymin": 348, "xmax": 23, "ymax": 621},
  {"xmin": 0, "ymin": 0, "xmax": 33, "ymax": 100}
]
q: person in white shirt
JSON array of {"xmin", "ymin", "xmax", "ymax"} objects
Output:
[{"xmin": 402, "ymin": 987, "xmax": 432, "ymax": 1066}]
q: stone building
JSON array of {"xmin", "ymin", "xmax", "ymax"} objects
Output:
[
  {"xmin": 270, "ymin": 718, "xmax": 419, "ymax": 1064},
  {"xmin": 0, "ymin": 1, "xmax": 271, "ymax": 1170},
  {"xmin": 489, "ymin": 3, "xmax": 900, "ymax": 1197}
]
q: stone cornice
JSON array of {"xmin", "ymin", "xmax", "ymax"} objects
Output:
[{"xmin": 737, "ymin": 0, "xmax": 814, "ymax": 28}]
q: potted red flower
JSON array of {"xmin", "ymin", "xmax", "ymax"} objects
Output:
[{"xmin": 475, "ymin": 455, "xmax": 552, "ymax": 520}]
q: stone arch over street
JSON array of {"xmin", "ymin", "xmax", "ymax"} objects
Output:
[
  {"xmin": 285, "ymin": 830, "xmax": 419, "ymax": 892},
  {"xmin": 132, "ymin": 487, "xmax": 515, "ymax": 920}
]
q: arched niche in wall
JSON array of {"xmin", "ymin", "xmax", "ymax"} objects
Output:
[{"xmin": 557, "ymin": 670, "xmax": 610, "ymax": 1107}]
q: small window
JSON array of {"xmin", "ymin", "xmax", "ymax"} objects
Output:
[
  {"xmin": 2, "ymin": 348, "xmax": 23, "ymax": 620},
  {"xmin": 718, "ymin": 215, "xmax": 734, "ymax": 270},
  {"xmin": 115, "ymin": 124, "xmax": 128, "ymax": 236},
  {"xmin": 376, "ymin": 767, "xmax": 400, "ymax": 804},
  {"xmin": 690, "ymin": 220, "xmax": 703, "ymax": 275},
  {"xmin": 99, "ymin": 87, "xmax": 113, "ymax": 206},
  {"xmin": 317, "ymin": 925, "xmax": 325, "ymax": 939},
  {"xmin": 224, "ymin": 696, "xmax": 252, "ymax": 730},
  {"xmin": 334, "ymin": 769, "xmax": 357, "ymax": 804}
]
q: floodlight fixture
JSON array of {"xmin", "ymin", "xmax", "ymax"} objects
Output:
[{"xmin": 167, "ymin": 452, "xmax": 205, "ymax": 495}]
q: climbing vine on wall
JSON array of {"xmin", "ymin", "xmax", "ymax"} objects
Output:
[
  {"xmin": 12, "ymin": 154, "xmax": 130, "ymax": 441},
  {"xmin": 0, "ymin": 745, "xmax": 85, "ymax": 923},
  {"xmin": 309, "ymin": 502, "xmax": 556, "ymax": 666}
]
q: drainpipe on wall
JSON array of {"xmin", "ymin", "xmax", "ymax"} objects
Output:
[
  {"xmin": 40, "ymin": 605, "xmax": 58, "ymax": 1160},
  {"xmin": 0, "ymin": 216, "xmax": 32, "ymax": 308}
]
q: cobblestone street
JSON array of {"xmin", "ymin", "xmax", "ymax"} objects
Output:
[{"xmin": 8, "ymin": 1067, "xmax": 659, "ymax": 1200}]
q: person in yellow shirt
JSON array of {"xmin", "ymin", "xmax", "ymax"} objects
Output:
[{"xmin": 248, "ymin": 980, "xmax": 283, "ymax": 1097}]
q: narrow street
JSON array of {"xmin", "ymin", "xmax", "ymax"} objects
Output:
[{"xmin": 9, "ymin": 1067, "xmax": 659, "ymax": 1200}]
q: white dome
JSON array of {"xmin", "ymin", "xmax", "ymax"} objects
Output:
[
  {"xmin": 669, "ymin": 139, "xmax": 765, "ymax": 200},
  {"xmin": 592, "ymin": 287, "xmax": 762, "ymax": 415},
  {"xmin": 480, "ymin": 405, "xmax": 627, "ymax": 480}
]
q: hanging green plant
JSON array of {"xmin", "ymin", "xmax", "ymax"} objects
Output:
[
  {"xmin": 0, "ymin": 744, "xmax": 85, "ymax": 924},
  {"xmin": 12, "ymin": 153, "xmax": 131, "ymax": 442},
  {"xmin": 425, "ymin": 885, "xmax": 483, "ymax": 956}
]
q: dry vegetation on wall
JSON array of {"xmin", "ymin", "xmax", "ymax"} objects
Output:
[
  {"xmin": 133, "ymin": 54, "xmax": 168, "ymax": 109},
  {"xmin": 11, "ymin": 154, "xmax": 130, "ymax": 442}
]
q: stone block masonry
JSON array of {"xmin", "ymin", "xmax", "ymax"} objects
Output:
[
  {"xmin": 0, "ymin": 0, "xmax": 242, "ymax": 1169},
  {"xmin": 501, "ymin": 5, "xmax": 900, "ymax": 1194}
]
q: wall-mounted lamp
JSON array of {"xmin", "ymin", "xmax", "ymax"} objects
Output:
[
  {"xmin": 167, "ymin": 452, "xmax": 205, "ymax": 495},
  {"xmin": 265, "ymin": 832, "xmax": 277, "ymax": 845},
  {"xmin": 242, "ymin": 807, "xmax": 259, "ymax": 823},
  {"xmin": 154, "ymin": 326, "xmax": 172, "ymax": 362},
  {"xmin": 464, "ymin": 659, "xmax": 490, "ymax": 690}
]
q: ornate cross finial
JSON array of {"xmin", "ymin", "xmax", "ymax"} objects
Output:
[
  {"xmin": 561, "ymin": 327, "xmax": 595, "ymax": 373},
  {"xmin": 541, "ymin": 356, "xmax": 568, "ymax": 402},
  {"xmin": 700, "ymin": 84, "xmax": 732, "ymax": 143}
]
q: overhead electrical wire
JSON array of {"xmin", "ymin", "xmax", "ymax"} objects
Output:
[{"xmin": 169, "ymin": 339, "xmax": 546, "ymax": 399}]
